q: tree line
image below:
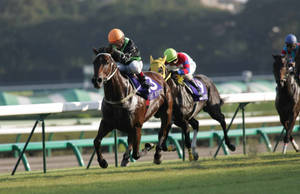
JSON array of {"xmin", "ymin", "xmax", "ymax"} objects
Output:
[{"xmin": 0, "ymin": 0, "xmax": 299, "ymax": 85}]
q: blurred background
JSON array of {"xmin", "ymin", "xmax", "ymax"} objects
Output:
[
  {"xmin": 0, "ymin": 0, "xmax": 299, "ymax": 172},
  {"xmin": 0, "ymin": 0, "xmax": 298, "ymax": 103}
]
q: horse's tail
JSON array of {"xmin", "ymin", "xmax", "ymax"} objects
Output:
[{"xmin": 219, "ymin": 98, "xmax": 224, "ymax": 106}]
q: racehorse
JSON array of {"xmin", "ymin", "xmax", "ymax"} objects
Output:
[
  {"xmin": 272, "ymin": 54, "xmax": 300, "ymax": 153},
  {"xmin": 91, "ymin": 52, "xmax": 173, "ymax": 168},
  {"xmin": 149, "ymin": 56, "xmax": 235, "ymax": 160}
]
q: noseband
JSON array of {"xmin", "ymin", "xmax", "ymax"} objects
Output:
[{"xmin": 95, "ymin": 53, "xmax": 118, "ymax": 83}]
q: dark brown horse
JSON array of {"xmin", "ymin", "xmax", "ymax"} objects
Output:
[
  {"xmin": 272, "ymin": 54, "xmax": 300, "ymax": 153},
  {"xmin": 150, "ymin": 56, "xmax": 235, "ymax": 160},
  {"xmin": 91, "ymin": 52, "xmax": 173, "ymax": 168}
]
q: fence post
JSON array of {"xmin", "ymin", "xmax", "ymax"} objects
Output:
[{"xmin": 12, "ymin": 120, "xmax": 39, "ymax": 175}]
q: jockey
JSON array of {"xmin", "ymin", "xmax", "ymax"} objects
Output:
[
  {"xmin": 95, "ymin": 28, "xmax": 150, "ymax": 89},
  {"xmin": 163, "ymin": 48, "xmax": 201, "ymax": 95},
  {"xmin": 281, "ymin": 34, "xmax": 300, "ymax": 73}
]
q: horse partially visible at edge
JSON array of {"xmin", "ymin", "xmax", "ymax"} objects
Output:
[
  {"xmin": 91, "ymin": 52, "xmax": 173, "ymax": 168},
  {"xmin": 272, "ymin": 54, "xmax": 300, "ymax": 153},
  {"xmin": 150, "ymin": 56, "xmax": 235, "ymax": 160}
]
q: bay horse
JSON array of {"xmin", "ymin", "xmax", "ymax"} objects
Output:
[
  {"xmin": 150, "ymin": 56, "xmax": 235, "ymax": 160},
  {"xmin": 272, "ymin": 54, "xmax": 300, "ymax": 153},
  {"xmin": 91, "ymin": 52, "xmax": 173, "ymax": 168}
]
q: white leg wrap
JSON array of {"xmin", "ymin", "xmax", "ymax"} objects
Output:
[{"xmin": 282, "ymin": 143, "xmax": 288, "ymax": 154}]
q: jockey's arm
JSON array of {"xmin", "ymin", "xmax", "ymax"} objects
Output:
[{"xmin": 111, "ymin": 40, "xmax": 140, "ymax": 65}]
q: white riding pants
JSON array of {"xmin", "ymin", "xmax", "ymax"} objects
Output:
[{"xmin": 117, "ymin": 60, "xmax": 143, "ymax": 74}]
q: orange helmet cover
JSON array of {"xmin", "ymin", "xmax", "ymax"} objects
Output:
[{"xmin": 108, "ymin": 28, "xmax": 124, "ymax": 43}]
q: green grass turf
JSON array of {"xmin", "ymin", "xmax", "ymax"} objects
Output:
[{"xmin": 0, "ymin": 152, "xmax": 299, "ymax": 194}]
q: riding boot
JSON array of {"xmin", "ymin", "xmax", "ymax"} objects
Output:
[
  {"xmin": 188, "ymin": 79, "xmax": 202, "ymax": 97},
  {"xmin": 137, "ymin": 72, "xmax": 150, "ymax": 89}
]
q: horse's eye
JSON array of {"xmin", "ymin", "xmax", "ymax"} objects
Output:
[{"xmin": 158, "ymin": 67, "xmax": 163, "ymax": 73}]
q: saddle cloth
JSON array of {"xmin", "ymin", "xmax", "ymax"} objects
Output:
[
  {"xmin": 127, "ymin": 74, "xmax": 162, "ymax": 100},
  {"xmin": 185, "ymin": 79, "xmax": 208, "ymax": 101}
]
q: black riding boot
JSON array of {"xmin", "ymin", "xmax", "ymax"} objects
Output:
[
  {"xmin": 137, "ymin": 72, "xmax": 150, "ymax": 89},
  {"xmin": 188, "ymin": 79, "xmax": 202, "ymax": 97}
]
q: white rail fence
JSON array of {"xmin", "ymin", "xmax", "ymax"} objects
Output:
[
  {"xmin": 0, "ymin": 92, "xmax": 277, "ymax": 134},
  {"xmin": 0, "ymin": 92, "xmax": 279, "ymax": 175}
]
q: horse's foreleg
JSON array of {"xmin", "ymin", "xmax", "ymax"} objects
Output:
[
  {"xmin": 282, "ymin": 118, "xmax": 296, "ymax": 154},
  {"xmin": 183, "ymin": 126, "xmax": 193, "ymax": 161},
  {"xmin": 94, "ymin": 121, "xmax": 112, "ymax": 168},
  {"xmin": 132, "ymin": 127, "xmax": 142, "ymax": 160},
  {"xmin": 154, "ymin": 104, "xmax": 172, "ymax": 165},
  {"xmin": 121, "ymin": 135, "xmax": 133, "ymax": 167},
  {"xmin": 189, "ymin": 118, "xmax": 199, "ymax": 161},
  {"xmin": 153, "ymin": 127, "xmax": 165, "ymax": 164},
  {"xmin": 175, "ymin": 120, "xmax": 194, "ymax": 161}
]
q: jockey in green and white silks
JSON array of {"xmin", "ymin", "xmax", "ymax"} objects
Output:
[{"xmin": 96, "ymin": 28, "xmax": 150, "ymax": 89}]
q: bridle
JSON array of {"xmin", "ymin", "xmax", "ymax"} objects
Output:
[
  {"xmin": 95, "ymin": 53, "xmax": 118, "ymax": 83},
  {"xmin": 94, "ymin": 53, "xmax": 137, "ymax": 105}
]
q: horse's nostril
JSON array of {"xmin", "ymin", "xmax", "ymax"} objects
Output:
[{"xmin": 97, "ymin": 78, "xmax": 102, "ymax": 83}]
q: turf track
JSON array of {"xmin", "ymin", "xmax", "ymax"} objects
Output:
[{"xmin": 0, "ymin": 152, "xmax": 300, "ymax": 194}]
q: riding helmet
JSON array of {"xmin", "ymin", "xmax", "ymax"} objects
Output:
[
  {"xmin": 285, "ymin": 34, "xmax": 297, "ymax": 44},
  {"xmin": 164, "ymin": 48, "xmax": 177, "ymax": 63},
  {"xmin": 108, "ymin": 28, "xmax": 124, "ymax": 44}
]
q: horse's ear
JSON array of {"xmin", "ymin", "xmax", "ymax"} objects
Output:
[
  {"xmin": 162, "ymin": 55, "xmax": 167, "ymax": 63},
  {"xmin": 150, "ymin": 55, "xmax": 154, "ymax": 64},
  {"xmin": 93, "ymin": 48, "xmax": 99, "ymax": 55}
]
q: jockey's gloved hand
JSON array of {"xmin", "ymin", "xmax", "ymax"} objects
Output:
[{"xmin": 171, "ymin": 71, "xmax": 179, "ymax": 79}]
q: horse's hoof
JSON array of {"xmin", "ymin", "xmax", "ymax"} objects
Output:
[
  {"xmin": 98, "ymin": 159, "xmax": 108, "ymax": 168},
  {"xmin": 227, "ymin": 144, "xmax": 236, "ymax": 152},
  {"xmin": 153, "ymin": 153, "xmax": 162, "ymax": 165},
  {"xmin": 153, "ymin": 158, "xmax": 162, "ymax": 165},
  {"xmin": 145, "ymin": 143, "xmax": 155, "ymax": 151},
  {"xmin": 193, "ymin": 152, "xmax": 199, "ymax": 161},
  {"xmin": 121, "ymin": 159, "xmax": 129, "ymax": 167},
  {"xmin": 189, "ymin": 153, "xmax": 194, "ymax": 161},
  {"xmin": 167, "ymin": 145, "xmax": 176, "ymax": 151}
]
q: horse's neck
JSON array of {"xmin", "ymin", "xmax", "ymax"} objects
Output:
[
  {"xmin": 288, "ymin": 75, "xmax": 300, "ymax": 94},
  {"xmin": 103, "ymin": 71, "xmax": 133, "ymax": 101},
  {"xmin": 168, "ymin": 78, "xmax": 193, "ymax": 102},
  {"xmin": 279, "ymin": 75, "xmax": 300, "ymax": 98}
]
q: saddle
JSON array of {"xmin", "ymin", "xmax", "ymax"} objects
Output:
[
  {"xmin": 124, "ymin": 73, "xmax": 162, "ymax": 100},
  {"xmin": 173, "ymin": 75, "xmax": 208, "ymax": 101}
]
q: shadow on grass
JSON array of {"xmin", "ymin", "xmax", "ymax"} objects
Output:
[{"xmin": 3, "ymin": 152, "xmax": 300, "ymax": 181}]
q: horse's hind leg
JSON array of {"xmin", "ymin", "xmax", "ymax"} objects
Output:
[
  {"xmin": 204, "ymin": 104, "xmax": 236, "ymax": 151},
  {"xmin": 188, "ymin": 118, "xmax": 199, "ymax": 161},
  {"xmin": 94, "ymin": 120, "xmax": 113, "ymax": 168}
]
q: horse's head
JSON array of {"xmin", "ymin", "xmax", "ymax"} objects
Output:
[
  {"xmin": 149, "ymin": 55, "xmax": 167, "ymax": 79},
  {"xmin": 273, "ymin": 54, "xmax": 287, "ymax": 87},
  {"xmin": 91, "ymin": 53, "xmax": 117, "ymax": 89}
]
